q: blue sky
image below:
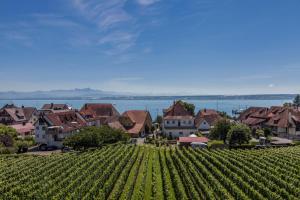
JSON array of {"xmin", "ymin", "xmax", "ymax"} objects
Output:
[{"xmin": 0, "ymin": 0, "xmax": 300, "ymax": 95}]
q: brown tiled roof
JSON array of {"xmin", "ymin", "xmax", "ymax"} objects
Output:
[
  {"xmin": 195, "ymin": 109, "xmax": 221, "ymax": 127},
  {"xmin": 238, "ymin": 107, "xmax": 269, "ymax": 121},
  {"xmin": 163, "ymin": 101, "xmax": 193, "ymax": 117},
  {"xmin": 23, "ymin": 107, "xmax": 37, "ymax": 120},
  {"xmin": 10, "ymin": 123, "xmax": 34, "ymax": 134},
  {"xmin": 3, "ymin": 108, "xmax": 27, "ymax": 123},
  {"xmin": 122, "ymin": 110, "xmax": 152, "ymax": 136},
  {"xmin": 42, "ymin": 104, "xmax": 69, "ymax": 110},
  {"xmin": 80, "ymin": 103, "xmax": 120, "ymax": 122},
  {"xmin": 45, "ymin": 110, "xmax": 87, "ymax": 133}
]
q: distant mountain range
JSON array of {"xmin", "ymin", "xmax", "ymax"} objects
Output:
[{"xmin": 0, "ymin": 88, "xmax": 297, "ymax": 100}]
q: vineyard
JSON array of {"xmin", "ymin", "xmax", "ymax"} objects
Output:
[{"xmin": 1, "ymin": 145, "xmax": 300, "ymax": 200}]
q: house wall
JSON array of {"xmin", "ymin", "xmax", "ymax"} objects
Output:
[
  {"xmin": 163, "ymin": 129, "xmax": 196, "ymax": 139},
  {"xmin": 197, "ymin": 120, "xmax": 211, "ymax": 130},
  {"xmin": 164, "ymin": 119, "xmax": 194, "ymax": 128}
]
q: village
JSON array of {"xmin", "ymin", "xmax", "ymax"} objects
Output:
[{"xmin": 1, "ymin": 96, "xmax": 300, "ymax": 153}]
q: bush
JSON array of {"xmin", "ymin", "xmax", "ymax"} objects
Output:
[
  {"xmin": 208, "ymin": 140, "xmax": 226, "ymax": 149},
  {"xmin": 227, "ymin": 124, "xmax": 251, "ymax": 146},
  {"xmin": 63, "ymin": 126, "xmax": 130, "ymax": 150},
  {"xmin": 209, "ymin": 119, "xmax": 232, "ymax": 143}
]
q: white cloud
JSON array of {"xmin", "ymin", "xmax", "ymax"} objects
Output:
[
  {"xmin": 136, "ymin": 0, "xmax": 160, "ymax": 6},
  {"xmin": 268, "ymin": 84, "xmax": 275, "ymax": 88}
]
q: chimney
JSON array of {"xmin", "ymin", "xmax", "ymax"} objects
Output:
[
  {"xmin": 21, "ymin": 105, "xmax": 25, "ymax": 109},
  {"xmin": 51, "ymin": 103, "xmax": 54, "ymax": 109},
  {"xmin": 204, "ymin": 108, "xmax": 207, "ymax": 113},
  {"xmin": 85, "ymin": 104, "xmax": 88, "ymax": 110}
]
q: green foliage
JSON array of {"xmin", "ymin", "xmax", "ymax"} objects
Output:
[
  {"xmin": 63, "ymin": 126, "xmax": 130, "ymax": 150},
  {"xmin": 209, "ymin": 119, "xmax": 232, "ymax": 142},
  {"xmin": 255, "ymin": 129, "xmax": 264, "ymax": 138},
  {"xmin": 0, "ymin": 125, "xmax": 17, "ymax": 147},
  {"xmin": 207, "ymin": 140, "xmax": 225, "ymax": 149},
  {"xmin": 218, "ymin": 111, "xmax": 232, "ymax": 119},
  {"xmin": 293, "ymin": 94, "xmax": 300, "ymax": 107},
  {"xmin": 154, "ymin": 115, "xmax": 163, "ymax": 124},
  {"xmin": 227, "ymin": 124, "xmax": 251, "ymax": 146},
  {"xmin": 263, "ymin": 127, "xmax": 272, "ymax": 137},
  {"xmin": 1, "ymin": 145, "xmax": 300, "ymax": 199},
  {"xmin": 177, "ymin": 100, "xmax": 195, "ymax": 115}
]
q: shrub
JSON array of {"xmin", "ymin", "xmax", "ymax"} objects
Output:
[
  {"xmin": 227, "ymin": 124, "xmax": 251, "ymax": 146},
  {"xmin": 63, "ymin": 126, "xmax": 130, "ymax": 150}
]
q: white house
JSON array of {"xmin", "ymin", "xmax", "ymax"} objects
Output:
[
  {"xmin": 195, "ymin": 109, "xmax": 222, "ymax": 131},
  {"xmin": 162, "ymin": 101, "xmax": 196, "ymax": 139},
  {"xmin": 35, "ymin": 110, "xmax": 87, "ymax": 148}
]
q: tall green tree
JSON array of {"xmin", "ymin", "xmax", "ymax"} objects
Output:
[
  {"xmin": 209, "ymin": 119, "xmax": 232, "ymax": 143},
  {"xmin": 293, "ymin": 94, "xmax": 300, "ymax": 107},
  {"xmin": 227, "ymin": 124, "xmax": 251, "ymax": 146}
]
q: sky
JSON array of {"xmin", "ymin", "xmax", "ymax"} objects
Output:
[{"xmin": 0, "ymin": 0, "xmax": 300, "ymax": 95}]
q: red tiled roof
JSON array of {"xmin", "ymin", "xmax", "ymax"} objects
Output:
[
  {"xmin": 195, "ymin": 109, "xmax": 221, "ymax": 127},
  {"xmin": 178, "ymin": 137, "xmax": 209, "ymax": 143},
  {"xmin": 42, "ymin": 104, "xmax": 69, "ymax": 110},
  {"xmin": 164, "ymin": 101, "xmax": 193, "ymax": 117},
  {"xmin": 10, "ymin": 123, "xmax": 34, "ymax": 134},
  {"xmin": 80, "ymin": 103, "xmax": 120, "ymax": 122},
  {"xmin": 45, "ymin": 110, "xmax": 87, "ymax": 133},
  {"xmin": 122, "ymin": 110, "xmax": 152, "ymax": 135}
]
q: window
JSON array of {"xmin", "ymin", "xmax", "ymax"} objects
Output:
[
  {"xmin": 179, "ymin": 132, "xmax": 183, "ymax": 135},
  {"xmin": 190, "ymin": 132, "xmax": 194, "ymax": 134},
  {"xmin": 188, "ymin": 120, "xmax": 192, "ymax": 124},
  {"xmin": 42, "ymin": 126, "xmax": 46, "ymax": 131},
  {"xmin": 36, "ymin": 134, "xmax": 39, "ymax": 138},
  {"xmin": 166, "ymin": 121, "xmax": 170, "ymax": 124},
  {"xmin": 36, "ymin": 126, "xmax": 39, "ymax": 130},
  {"xmin": 182, "ymin": 120, "xmax": 186, "ymax": 124},
  {"xmin": 42, "ymin": 135, "xmax": 45, "ymax": 139},
  {"xmin": 296, "ymin": 125, "xmax": 300, "ymax": 132},
  {"xmin": 172, "ymin": 120, "xmax": 175, "ymax": 124}
]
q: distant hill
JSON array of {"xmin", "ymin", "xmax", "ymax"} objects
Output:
[{"xmin": 0, "ymin": 88, "xmax": 296, "ymax": 100}]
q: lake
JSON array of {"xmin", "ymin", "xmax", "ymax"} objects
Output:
[{"xmin": 0, "ymin": 99, "xmax": 292, "ymax": 119}]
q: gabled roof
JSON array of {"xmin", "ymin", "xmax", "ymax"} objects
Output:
[
  {"xmin": 10, "ymin": 123, "xmax": 34, "ymax": 134},
  {"xmin": 195, "ymin": 109, "xmax": 221, "ymax": 127},
  {"xmin": 42, "ymin": 104, "xmax": 69, "ymax": 110},
  {"xmin": 2, "ymin": 107, "xmax": 27, "ymax": 123},
  {"xmin": 23, "ymin": 107, "xmax": 37, "ymax": 120},
  {"xmin": 238, "ymin": 107, "xmax": 269, "ymax": 121},
  {"xmin": 44, "ymin": 110, "xmax": 87, "ymax": 133},
  {"xmin": 163, "ymin": 101, "xmax": 193, "ymax": 117},
  {"xmin": 122, "ymin": 110, "xmax": 152, "ymax": 135},
  {"xmin": 80, "ymin": 103, "xmax": 120, "ymax": 122}
]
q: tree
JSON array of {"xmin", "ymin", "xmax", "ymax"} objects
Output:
[
  {"xmin": 63, "ymin": 126, "xmax": 130, "ymax": 150},
  {"xmin": 255, "ymin": 129, "xmax": 264, "ymax": 139},
  {"xmin": 0, "ymin": 125, "xmax": 17, "ymax": 147},
  {"xmin": 155, "ymin": 115, "xmax": 163, "ymax": 124},
  {"xmin": 227, "ymin": 124, "xmax": 251, "ymax": 146},
  {"xmin": 178, "ymin": 100, "xmax": 195, "ymax": 116},
  {"xmin": 209, "ymin": 119, "xmax": 232, "ymax": 143},
  {"xmin": 293, "ymin": 94, "xmax": 300, "ymax": 108}
]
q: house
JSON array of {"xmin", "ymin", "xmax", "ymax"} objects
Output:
[
  {"xmin": 121, "ymin": 110, "xmax": 152, "ymax": 137},
  {"xmin": 195, "ymin": 109, "xmax": 222, "ymax": 131},
  {"xmin": 106, "ymin": 110, "xmax": 152, "ymax": 137},
  {"xmin": 34, "ymin": 110, "xmax": 87, "ymax": 148},
  {"xmin": 0, "ymin": 104, "xmax": 38, "ymax": 125},
  {"xmin": 162, "ymin": 101, "xmax": 196, "ymax": 139},
  {"xmin": 80, "ymin": 103, "xmax": 120, "ymax": 127},
  {"xmin": 178, "ymin": 136, "xmax": 209, "ymax": 146},
  {"xmin": 9, "ymin": 122, "xmax": 35, "ymax": 138},
  {"xmin": 41, "ymin": 103, "xmax": 71, "ymax": 113},
  {"xmin": 239, "ymin": 106, "xmax": 300, "ymax": 138}
]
